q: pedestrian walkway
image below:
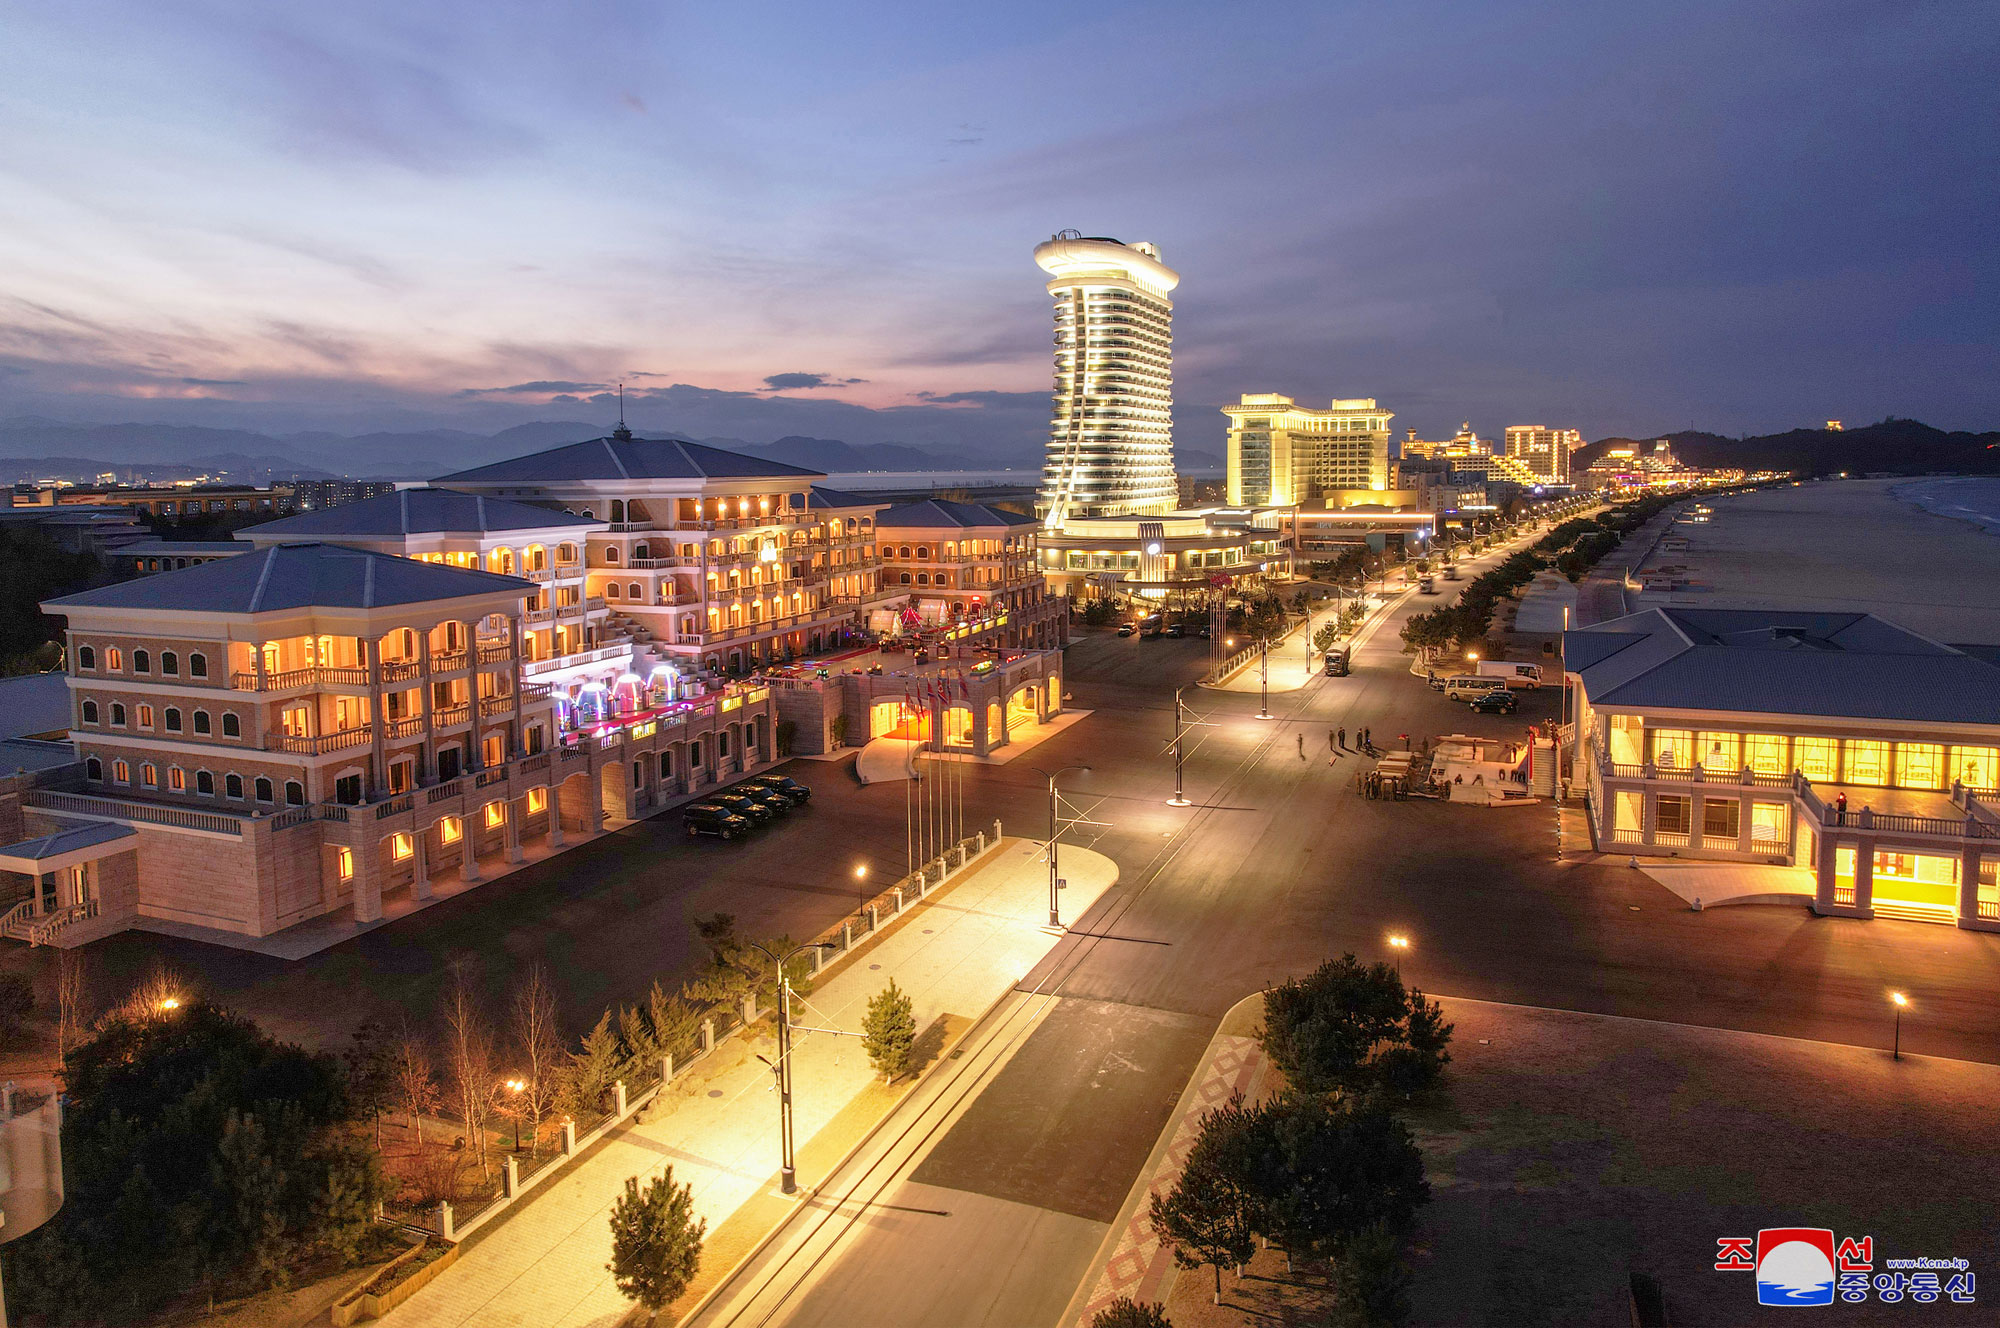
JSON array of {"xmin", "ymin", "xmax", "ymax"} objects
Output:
[
  {"xmin": 1060, "ymin": 993, "xmax": 1274, "ymax": 1327},
  {"xmin": 854, "ymin": 709, "xmax": 1094, "ymax": 783},
  {"xmin": 380, "ymin": 837, "xmax": 1119, "ymax": 1328},
  {"xmin": 1214, "ymin": 592, "xmax": 1397, "ymax": 696},
  {"xmin": 1639, "ymin": 861, "xmax": 1816, "ymax": 910}
]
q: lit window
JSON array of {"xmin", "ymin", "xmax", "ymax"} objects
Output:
[
  {"xmin": 337, "ymin": 847, "xmax": 355, "ymax": 881},
  {"xmin": 526, "ymin": 787, "xmax": 548, "ymax": 814},
  {"xmin": 483, "ymin": 801, "xmax": 505, "ymax": 829},
  {"xmin": 140, "ymin": 762, "xmax": 157, "ymax": 789},
  {"xmin": 113, "ymin": 759, "xmax": 130, "ymax": 783},
  {"xmin": 136, "ymin": 704, "xmax": 155, "ymax": 729},
  {"xmin": 1794, "ymin": 737, "xmax": 1838, "ymax": 782},
  {"xmin": 169, "ymin": 767, "xmax": 186, "ymax": 792},
  {"xmin": 440, "ymin": 816, "xmax": 462, "ymax": 845},
  {"xmin": 391, "ymin": 833, "xmax": 413, "ymax": 861}
]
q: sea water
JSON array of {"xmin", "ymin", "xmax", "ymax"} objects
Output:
[{"xmin": 1896, "ymin": 476, "xmax": 2000, "ymax": 535}]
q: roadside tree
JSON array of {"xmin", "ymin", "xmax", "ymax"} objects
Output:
[
  {"xmin": 861, "ymin": 979, "xmax": 917, "ymax": 1081},
  {"xmin": 1090, "ymin": 1296, "xmax": 1174, "ymax": 1328},
  {"xmin": 1148, "ymin": 1092, "xmax": 1258, "ymax": 1304},
  {"xmin": 1260, "ymin": 955, "xmax": 1452, "ymax": 1100},
  {"xmin": 607, "ymin": 1170, "xmax": 706, "ymax": 1321}
]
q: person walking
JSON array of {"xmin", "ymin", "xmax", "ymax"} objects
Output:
[
  {"xmin": 1328, "ymin": 727, "xmax": 1338, "ymax": 750},
  {"xmin": 1338, "ymin": 726, "xmax": 1347, "ymax": 748},
  {"xmin": 1362, "ymin": 726, "xmax": 1372, "ymax": 749},
  {"xmin": 1297, "ymin": 732, "xmax": 1305, "ymax": 759}
]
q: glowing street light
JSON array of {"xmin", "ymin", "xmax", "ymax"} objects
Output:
[
  {"xmin": 1386, "ymin": 932, "xmax": 1410, "ymax": 977},
  {"xmin": 1890, "ymin": 991, "xmax": 1909, "ymax": 1060},
  {"xmin": 505, "ymin": 1077, "xmax": 527, "ymax": 1150},
  {"xmin": 157, "ymin": 996, "xmax": 182, "ymax": 1013}
]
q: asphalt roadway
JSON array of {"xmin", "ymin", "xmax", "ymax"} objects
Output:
[{"xmin": 695, "ymin": 537, "xmax": 2000, "ymax": 1327}]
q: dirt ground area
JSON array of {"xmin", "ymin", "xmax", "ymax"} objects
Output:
[{"xmin": 1160, "ymin": 995, "xmax": 1999, "ymax": 1326}]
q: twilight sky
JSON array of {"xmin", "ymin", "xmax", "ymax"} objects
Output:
[{"xmin": 2, "ymin": 0, "xmax": 1996, "ymax": 459}]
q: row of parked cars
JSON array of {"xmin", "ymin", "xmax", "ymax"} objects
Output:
[{"xmin": 682, "ymin": 774, "xmax": 812, "ymax": 841}]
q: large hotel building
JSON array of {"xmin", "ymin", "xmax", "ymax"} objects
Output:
[
  {"xmin": 0, "ymin": 432, "xmax": 1067, "ymax": 949},
  {"xmin": 1034, "ymin": 233, "xmax": 1181, "ymax": 523},
  {"xmin": 1032, "ymin": 234, "xmax": 1295, "ymax": 603}
]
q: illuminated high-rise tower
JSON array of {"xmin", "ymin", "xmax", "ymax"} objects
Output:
[{"xmin": 1034, "ymin": 232, "xmax": 1179, "ymax": 525}]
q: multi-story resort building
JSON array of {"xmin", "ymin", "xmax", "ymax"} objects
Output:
[
  {"xmin": 433, "ymin": 429, "xmax": 883, "ymax": 678},
  {"xmin": 1568, "ymin": 607, "xmax": 2000, "ymax": 930},
  {"xmin": 1034, "ymin": 232, "xmax": 1180, "ymax": 523},
  {"xmin": 1222, "ymin": 395, "xmax": 1394, "ymax": 506},
  {"xmin": 13, "ymin": 540, "xmax": 780, "ymax": 946},
  {"xmin": 0, "ymin": 430, "xmax": 1086, "ymax": 949},
  {"xmin": 1502, "ymin": 425, "xmax": 1582, "ymax": 484},
  {"xmin": 1037, "ymin": 511, "xmax": 1291, "ymax": 607},
  {"xmin": 870, "ymin": 500, "xmax": 1064, "ymax": 644}
]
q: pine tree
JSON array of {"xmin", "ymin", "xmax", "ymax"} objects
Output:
[
  {"xmin": 607, "ymin": 1170, "xmax": 705, "ymax": 1319},
  {"xmin": 1090, "ymin": 1296, "xmax": 1174, "ymax": 1328},
  {"xmin": 561, "ymin": 1010, "xmax": 625, "ymax": 1118},
  {"xmin": 1148, "ymin": 1093, "xmax": 1258, "ymax": 1304},
  {"xmin": 861, "ymin": 980, "xmax": 917, "ymax": 1082}
]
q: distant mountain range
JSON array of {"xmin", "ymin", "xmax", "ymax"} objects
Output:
[
  {"xmin": 1577, "ymin": 419, "xmax": 2000, "ymax": 477},
  {"xmin": 0, "ymin": 417, "xmax": 1222, "ymax": 481}
]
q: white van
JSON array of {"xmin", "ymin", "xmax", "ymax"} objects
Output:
[
  {"xmin": 1443, "ymin": 675, "xmax": 1509, "ymax": 701},
  {"xmin": 1475, "ymin": 660, "xmax": 1544, "ymax": 690}
]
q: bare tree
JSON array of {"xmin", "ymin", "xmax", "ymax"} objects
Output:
[
  {"xmin": 510, "ymin": 963, "xmax": 564, "ymax": 1156},
  {"xmin": 394, "ymin": 1028, "xmax": 442, "ymax": 1152},
  {"xmin": 54, "ymin": 948, "xmax": 90, "ymax": 1072},
  {"xmin": 117, "ymin": 960, "xmax": 187, "ymax": 1022},
  {"xmin": 442, "ymin": 966, "xmax": 496, "ymax": 1175}
]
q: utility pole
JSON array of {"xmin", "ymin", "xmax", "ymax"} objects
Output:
[
  {"xmin": 1033, "ymin": 765, "xmax": 1090, "ymax": 929},
  {"xmin": 751, "ymin": 940, "xmax": 835, "ymax": 1194},
  {"xmin": 1169, "ymin": 689, "xmax": 1191, "ymax": 806}
]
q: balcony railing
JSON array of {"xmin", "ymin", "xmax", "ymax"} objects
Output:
[
  {"xmin": 477, "ymin": 643, "xmax": 514, "ymax": 666},
  {"xmin": 434, "ymin": 704, "xmax": 471, "ymax": 728},
  {"xmin": 266, "ymin": 726, "xmax": 374, "ymax": 756},
  {"xmin": 385, "ymin": 716, "xmax": 425, "ymax": 739},
  {"xmin": 27, "ymin": 789, "xmax": 247, "ymax": 836},
  {"xmin": 431, "ymin": 650, "xmax": 469, "ymax": 672},
  {"xmin": 479, "ymin": 695, "xmax": 515, "ymax": 718},
  {"xmin": 381, "ymin": 660, "xmax": 422, "ymax": 683}
]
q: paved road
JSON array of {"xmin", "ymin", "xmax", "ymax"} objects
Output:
[{"xmin": 709, "ymin": 537, "xmax": 2000, "ymax": 1325}]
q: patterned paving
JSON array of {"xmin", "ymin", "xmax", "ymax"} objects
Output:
[{"xmin": 1071, "ymin": 1034, "xmax": 1265, "ymax": 1324}]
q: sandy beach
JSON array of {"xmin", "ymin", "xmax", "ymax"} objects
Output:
[{"xmin": 1626, "ymin": 477, "xmax": 2000, "ymax": 644}]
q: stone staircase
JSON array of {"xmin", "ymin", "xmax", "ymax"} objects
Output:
[{"xmin": 1870, "ymin": 899, "xmax": 1957, "ymax": 925}]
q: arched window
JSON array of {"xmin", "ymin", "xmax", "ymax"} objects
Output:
[
  {"xmin": 161, "ymin": 650, "xmax": 179, "ymax": 675},
  {"xmin": 106, "ymin": 647, "xmax": 123, "ymax": 671},
  {"xmin": 133, "ymin": 649, "xmax": 151, "ymax": 673},
  {"xmin": 633, "ymin": 543, "xmax": 649, "ymax": 560},
  {"xmin": 558, "ymin": 543, "xmax": 577, "ymax": 563},
  {"xmin": 899, "ymin": 573, "xmax": 911, "ymax": 585},
  {"xmin": 193, "ymin": 710, "xmax": 211, "ymax": 735},
  {"xmin": 916, "ymin": 547, "xmax": 930, "ymax": 559},
  {"xmin": 112, "ymin": 759, "xmax": 129, "ymax": 783},
  {"xmin": 85, "ymin": 756, "xmax": 102, "ymax": 781},
  {"xmin": 222, "ymin": 713, "xmax": 240, "ymax": 738},
  {"xmin": 899, "ymin": 545, "xmax": 911, "ymax": 558},
  {"xmin": 169, "ymin": 767, "xmax": 186, "ymax": 792},
  {"xmin": 254, "ymin": 776, "xmax": 273, "ymax": 803},
  {"xmin": 81, "ymin": 699, "xmax": 99, "ymax": 724},
  {"xmin": 606, "ymin": 583, "xmax": 621, "ymax": 599},
  {"xmin": 78, "ymin": 645, "xmax": 96, "ymax": 669},
  {"xmin": 603, "ymin": 546, "xmax": 621, "ymax": 564},
  {"xmin": 110, "ymin": 703, "xmax": 127, "ymax": 726},
  {"xmin": 659, "ymin": 750, "xmax": 673, "ymax": 777},
  {"xmin": 628, "ymin": 582, "xmax": 642, "ymax": 600},
  {"xmin": 140, "ymin": 762, "xmax": 157, "ymax": 788},
  {"xmin": 164, "ymin": 708, "xmax": 182, "ymax": 732},
  {"xmin": 610, "ymin": 500, "xmax": 625, "ymax": 522},
  {"xmin": 136, "ymin": 704, "xmax": 155, "ymax": 728},
  {"xmin": 284, "ymin": 780, "xmax": 305, "ymax": 806},
  {"xmin": 917, "ymin": 573, "xmax": 930, "ymax": 586},
  {"xmin": 195, "ymin": 770, "xmax": 215, "ymax": 796},
  {"xmin": 225, "ymin": 773, "xmax": 244, "ymax": 799},
  {"xmin": 189, "ymin": 652, "xmax": 207, "ymax": 678}
]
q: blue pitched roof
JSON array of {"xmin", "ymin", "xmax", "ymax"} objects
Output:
[
  {"xmin": 875, "ymin": 499, "xmax": 1038, "ymax": 529},
  {"xmin": 434, "ymin": 435, "xmax": 824, "ymax": 484},
  {"xmin": 1565, "ymin": 608, "xmax": 2000, "ymax": 725},
  {"xmin": 244, "ymin": 488, "xmax": 600, "ymax": 539},
  {"xmin": 47, "ymin": 543, "xmax": 531, "ymax": 614},
  {"xmin": 806, "ymin": 485, "xmax": 879, "ymax": 510},
  {"xmin": 0, "ymin": 821, "xmax": 136, "ymax": 861}
]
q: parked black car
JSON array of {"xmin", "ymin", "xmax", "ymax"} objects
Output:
[
  {"xmin": 683, "ymin": 803, "xmax": 751, "ymax": 840},
  {"xmin": 1469, "ymin": 689, "xmax": 1518, "ymax": 714},
  {"xmin": 732, "ymin": 784, "xmax": 794, "ymax": 816},
  {"xmin": 708, "ymin": 791, "xmax": 776, "ymax": 824},
  {"xmin": 741, "ymin": 774, "xmax": 811, "ymax": 805}
]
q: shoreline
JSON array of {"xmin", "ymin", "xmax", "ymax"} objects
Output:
[
  {"xmin": 1626, "ymin": 477, "xmax": 2000, "ymax": 645},
  {"xmin": 1891, "ymin": 475, "xmax": 2000, "ymax": 538}
]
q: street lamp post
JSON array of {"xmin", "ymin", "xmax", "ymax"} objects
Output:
[
  {"xmin": 1386, "ymin": 933, "xmax": 1410, "ymax": 979},
  {"xmin": 505, "ymin": 1078, "xmax": 525, "ymax": 1151},
  {"xmin": 1032, "ymin": 765, "xmax": 1090, "ymax": 929},
  {"xmin": 1258, "ymin": 640, "xmax": 1271, "ymax": 720},
  {"xmin": 749, "ymin": 940, "xmax": 837, "ymax": 1194},
  {"xmin": 1891, "ymin": 991, "xmax": 1908, "ymax": 1060}
]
